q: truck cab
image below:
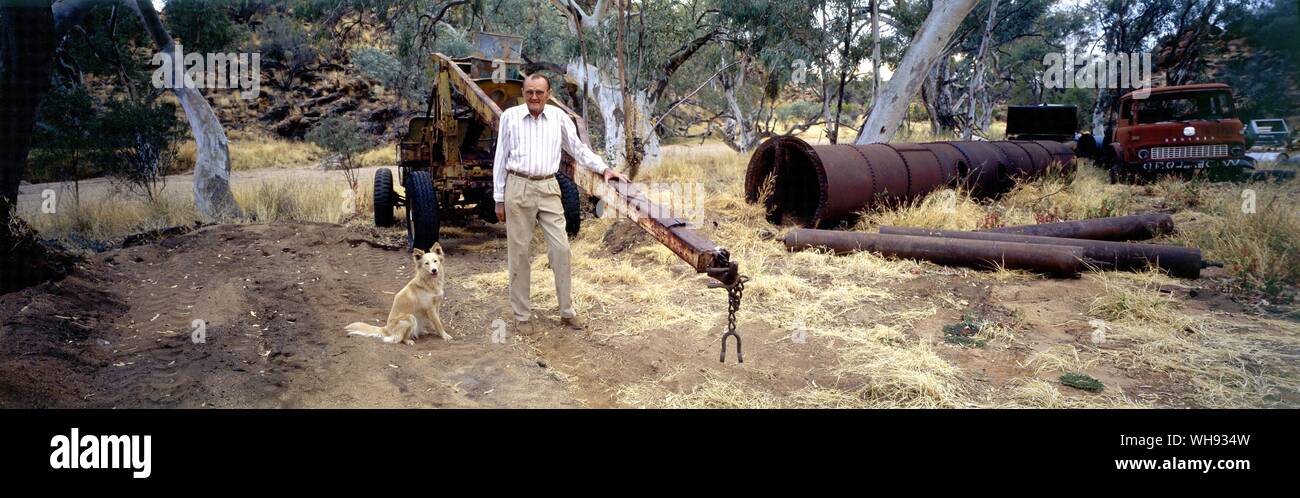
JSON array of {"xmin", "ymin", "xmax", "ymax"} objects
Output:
[{"xmin": 1107, "ymin": 83, "xmax": 1254, "ymax": 181}]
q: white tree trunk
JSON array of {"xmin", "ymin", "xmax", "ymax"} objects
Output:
[
  {"xmin": 855, "ymin": 0, "xmax": 980, "ymax": 144},
  {"xmin": 131, "ymin": 0, "xmax": 242, "ymax": 220},
  {"xmin": 1091, "ymin": 87, "xmax": 1112, "ymax": 139},
  {"xmin": 564, "ymin": 60, "xmax": 661, "ymax": 168},
  {"xmin": 719, "ymin": 55, "xmax": 755, "ymax": 152},
  {"xmin": 548, "ymin": 0, "xmax": 611, "ymax": 35},
  {"xmin": 964, "ymin": 0, "xmax": 999, "ymax": 140},
  {"xmin": 870, "ymin": 0, "xmax": 881, "ymax": 104}
]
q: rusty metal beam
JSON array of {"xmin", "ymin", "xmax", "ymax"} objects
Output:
[
  {"xmin": 982, "ymin": 213, "xmax": 1175, "ymax": 241},
  {"xmin": 431, "ymin": 53, "xmax": 504, "ymax": 130},
  {"xmin": 781, "ymin": 228, "xmax": 1086, "ymax": 276},
  {"xmin": 880, "ymin": 226, "xmax": 1203, "ymax": 278},
  {"xmin": 436, "ymin": 52, "xmax": 738, "ymax": 285}
]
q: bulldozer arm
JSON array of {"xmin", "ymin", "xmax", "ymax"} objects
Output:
[{"xmin": 429, "ymin": 53, "xmax": 739, "ymax": 286}]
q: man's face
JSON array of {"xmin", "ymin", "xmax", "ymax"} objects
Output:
[{"xmin": 524, "ymin": 77, "xmax": 549, "ymax": 115}]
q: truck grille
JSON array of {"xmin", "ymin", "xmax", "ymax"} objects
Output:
[{"xmin": 1151, "ymin": 144, "xmax": 1229, "ymax": 160}]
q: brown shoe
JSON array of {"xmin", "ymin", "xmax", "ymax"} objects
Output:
[{"xmin": 560, "ymin": 315, "xmax": 587, "ymax": 331}]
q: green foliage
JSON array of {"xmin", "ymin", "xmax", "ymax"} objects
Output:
[
  {"xmin": 307, "ymin": 115, "xmax": 372, "ymax": 157},
  {"xmin": 164, "ymin": 0, "xmax": 240, "ymax": 54},
  {"xmin": 307, "ymin": 115, "xmax": 374, "ymax": 194},
  {"xmin": 29, "ymin": 85, "xmax": 99, "ymax": 185},
  {"xmin": 351, "ymin": 46, "xmax": 403, "ymax": 88},
  {"xmin": 31, "ymin": 84, "xmax": 185, "ymax": 204},
  {"xmin": 255, "ymin": 13, "xmax": 319, "ymax": 77},
  {"xmin": 776, "ymin": 101, "xmax": 822, "ymax": 123},
  {"xmin": 942, "ymin": 312, "xmax": 992, "ymax": 348},
  {"xmin": 93, "ymin": 98, "xmax": 188, "ymax": 202},
  {"xmin": 1220, "ymin": 0, "xmax": 1300, "ymax": 118},
  {"xmin": 1060, "ymin": 372, "xmax": 1105, "ymax": 392}
]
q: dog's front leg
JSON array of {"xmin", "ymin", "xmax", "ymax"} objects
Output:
[{"xmin": 427, "ymin": 308, "xmax": 452, "ymax": 341}]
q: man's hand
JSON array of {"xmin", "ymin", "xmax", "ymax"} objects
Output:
[
  {"xmin": 495, "ymin": 202, "xmax": 506, "ymax": 224},
  {"xmin": 603, "ymin": 168, "xmax": 628, "ymax": 183}
]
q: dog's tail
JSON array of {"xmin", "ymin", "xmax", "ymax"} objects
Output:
[{"xmin": 344, "ymin": 322, "xmax": 386, "ymax": 338}]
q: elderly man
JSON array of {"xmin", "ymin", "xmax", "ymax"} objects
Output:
[{"xmin": 493, "ymin": 73, "xmax": 626, "ymax": 334}]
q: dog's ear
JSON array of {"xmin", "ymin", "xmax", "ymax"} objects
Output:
[
  {"xmin": 412, "ymin": 248, "xmax": 425, "ymax": 260},
  {"xmin": 431, "ymin": 242, "xmax": 443, "ymax": 257}
]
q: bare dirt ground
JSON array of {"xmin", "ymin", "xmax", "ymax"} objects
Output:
[{"xmin": 1, "ymin": 216, "xmax": 1296, "ymax": 408}]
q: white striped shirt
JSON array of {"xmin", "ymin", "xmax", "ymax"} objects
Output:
[{"xmin": 492, "ymin": 104, "xmax": 608, "ymax": 203}]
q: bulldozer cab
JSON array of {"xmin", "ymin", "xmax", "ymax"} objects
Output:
[
  {"xmin": 397, "ymin": 31, "xmax": 528, "ymax": 180},
  {"xmin": 461, "ymin": 31, "xmax": 526, "ymax": 110}
]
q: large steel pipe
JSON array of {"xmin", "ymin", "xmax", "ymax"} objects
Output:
[
  {"xmin": 981, "ymin": 213, "xmax": 1175, "ymax": 241},
  {"xmin": 746, "ymin": 136, "xmax": 1075, "ymax": 228},
  {"xmin": 925, "ymin": 141, "xmax": 1009, "ymax": 195},
  {"xmin": 781, "ymin": 228, "xmax": 1086, "ymax": 276},
  {"xmin": 880, "ymin": 226, "xmax": 1203, "ymax": 278}
]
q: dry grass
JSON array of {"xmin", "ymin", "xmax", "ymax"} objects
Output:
[
  {"xmin": 616, "ymin": 373, "xmax": 789, "ymax": 409},
  {"xmin": 1083, "ymin": 270, "xmax": 1299, "ymax": 407},
  {"xmin": 852, "ymin": 160, "xmax": 1132, "ymax": 233},
  {"xmin": 22, "ymin": 177, "xmax": 366, "ymax": 250},
  {"xmin": 1024, "ymin": 344, "xmax": 1101, "ymax": 375},
  {"xmin": 177, "ymin": 131, "xmax": 325, "ymax": 171},
  {"xmin": 23, "ymin": 192, "xmax": 199, "ymax": 247},
  {"xmin": 1001, "ymin": 378, "xmax": 1142, "ymax": 408},
  {"xmin": 357, "ymin": 144, "xmax": 398, "ymax": 168},
  {"xmin": 234, "ymin": 180, "xmax": 359, "ymax": 224},
  {"xmin": 856, "ymin": 188, "xmax": 987, "ymax": 231},
  {"xmin": 1172, "ymin": 176, "xmax": 1300, "ymax": 300},
  {"xmin": 998, "ymin": 161, "xmax": 1133, "ymax": 223}
]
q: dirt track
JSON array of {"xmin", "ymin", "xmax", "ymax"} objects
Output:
[
  {"xmin": 1, "ymin": 218, "xmax": 1296, "ymax": 408},
  {"xmin": 0, "ymin": 221, "xmax": 822, "ymax": 408},
  {"xmin": 0, "ymin": 222, "xmax": 588, "ymax": 407}
]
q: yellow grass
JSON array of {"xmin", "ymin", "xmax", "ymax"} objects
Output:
[
  {"xmin": 177, "ymin": 131, "xmax": 325, "ymax": 171},
  {"xmin": 1172, "ymin": 176, "xmax": 1300, "ymax": 299},
  {"xmin": 23, "ymin": 177, "xmax": 366, "ymax": 249},
  {"xmin": 1002, "ymin": 378, "xmax": 1142, "ymax": 408},
  {"xmin": 357, "ymin": 144, "xmax": 398, "ymax": 168},
  {"xmin": 1084, "ymin": 270, "xmax": 1299, "ymax": 407}
]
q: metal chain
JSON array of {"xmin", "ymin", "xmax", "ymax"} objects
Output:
[{"xmin": 719, "ymin": 275, "xmax": 748, "ymax": 363}]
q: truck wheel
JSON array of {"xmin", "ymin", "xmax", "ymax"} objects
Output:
[
  {"xmin": 557, "ymin": 173, "xmax": 581, "ymax": 238},
  {"xmin": 373, "ymin": 168, "xmax": 395, "ymax": 227},
  {"xmin": 405, "ymin": 171, "xmax": 440, "ymax": 251}
]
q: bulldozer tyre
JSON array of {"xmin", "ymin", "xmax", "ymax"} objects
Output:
[
  {"xmin": 374, "ymin": 168, "xmax": 395, "ymax": 227},
  {"xmin": 557, "ymin": 173, "xmax": 581, "ymax": 238},
  {"xmin": 406, "ymin": 171, "xmax": 440, "ymax": 250}
]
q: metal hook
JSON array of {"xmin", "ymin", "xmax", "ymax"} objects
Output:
[{"xmin": 720, "ymin": 330, "xmax": 743, "ymax": 363}]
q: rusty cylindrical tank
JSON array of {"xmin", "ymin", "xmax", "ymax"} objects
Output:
[
  {"xmin": 981, "ymin": 213, "xmax": 1175, "ymax": 241},
  {"xmin": 781, "ymin": 228, "xmax": 1085, "ymax": 276},
  {"xmin": 879, "ymin": 226, "xmax": 1203, "ymax": 278},
  {"xmin": 745, "ymin": 136, "xmax": 1075, "ymax": 228}
]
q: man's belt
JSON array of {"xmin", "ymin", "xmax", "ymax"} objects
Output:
[{"xmin": 508, "ymin": 170, "xmax": 556, "ymax": 181}]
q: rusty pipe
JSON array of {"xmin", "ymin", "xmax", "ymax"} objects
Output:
[
  {"xmin": 746, "ymin": 136, "xmax": 1075, "ymax": 228},
  {"xmin": 981, "ymin": 213, "xmax": 1175, "ymax": 241},
  {"xmin": 879, "ymin": 226, "xmax": 1203, "ymax": 278},
  {"xmin": 781, "ymin": 228, "xmax": 1086, "ymax": 276}
]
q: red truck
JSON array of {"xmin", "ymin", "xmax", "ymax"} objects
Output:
[{"xmin": 1100, "ymin": 83, "xmax": 1254, "ymax": 182}]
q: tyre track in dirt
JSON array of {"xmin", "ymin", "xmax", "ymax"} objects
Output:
[{"xmin": 0, "ymin": 223, "xmax": 578, "ymax": 408}]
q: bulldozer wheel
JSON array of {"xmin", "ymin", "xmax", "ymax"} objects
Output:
[
  {"xmin": 405, "ymin": 170, "xmax": 440, "ymax": 251},
  {"xmin": 557, "ymin": 173, "xmax": 581, "ymax": 238},
  {"xmin": 373, "ymin": 168, "xmax": 395, "ymax": 227}
]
